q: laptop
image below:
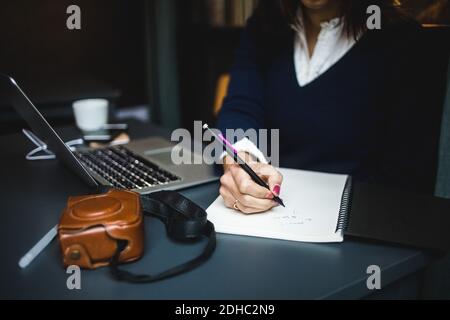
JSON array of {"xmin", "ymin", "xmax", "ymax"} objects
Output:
[{"xmin": 0, "ymin": 74, "xmax": 219, "ymax": 193}]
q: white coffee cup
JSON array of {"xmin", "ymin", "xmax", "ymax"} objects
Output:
[{"xmin": 72, "ymin": 99, "xmax": 109, "ymax": 131}]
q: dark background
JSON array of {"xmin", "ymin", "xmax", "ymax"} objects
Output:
[{"xmin": 0, "ymin": 0, "xmax": 449, "ymax": 134}]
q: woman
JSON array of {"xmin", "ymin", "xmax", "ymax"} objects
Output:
[{"xmin": 217, "ymin": 0, "xmax": 442, "ymax": 213}]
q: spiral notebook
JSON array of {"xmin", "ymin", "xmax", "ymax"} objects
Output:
[{"xmin": 206, "ymin": 168, "xmax": 352, "ymax": 243}]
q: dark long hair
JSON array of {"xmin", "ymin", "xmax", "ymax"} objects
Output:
[{"xmin": 248, "ymin": 0, "xmax": 411, "ymax": 51}]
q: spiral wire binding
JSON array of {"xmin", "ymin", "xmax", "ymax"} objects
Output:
[{"xmin": 335, "ymin": 176, "xmax": 353, "ymax": 233}]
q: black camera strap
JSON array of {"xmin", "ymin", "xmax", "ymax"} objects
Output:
[{"xmin": 109, "ymin": 190, "xmax": 216, "ymax": 283}]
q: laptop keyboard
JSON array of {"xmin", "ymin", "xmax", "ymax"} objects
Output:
[{"xmin": 75, "ymin": 145, "xmax": 181, "ymax": 190}]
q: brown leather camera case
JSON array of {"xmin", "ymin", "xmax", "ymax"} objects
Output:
[{"xmin": 58, "ymin": 189, "xmax": 144, "ymax": 269}]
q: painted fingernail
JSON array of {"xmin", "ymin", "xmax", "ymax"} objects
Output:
[
  {"xmin": 272, "ymin": 184, "xmax": 281, "ymax": 196},
  {"xmin": 265, "ymin": 191, "xmax": 274, "ymax": 199}
]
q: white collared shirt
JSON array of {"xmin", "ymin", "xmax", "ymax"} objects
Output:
[
  {"xmin": 222, "ymin": 12, "xmax": 359, "ymax": 162},
  {"xmin": 293, "ymin": 13, "xmax": 357, "ymax": 87}
]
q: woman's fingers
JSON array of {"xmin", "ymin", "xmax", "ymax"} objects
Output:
[
  {"xmin": 239, "ymin": 194, "xmax": 278, "ymax": 212},
  {"xmin": 229, "ymin": 165, "xmax": 273, "ymax": 199},
  {"xmin": 220, "ymin": 167, "xmax": 277, "ymax": 212},
  {"xmin": 219, "ymin": 184, "xmax": 235, "ymax": 208},
  {"xmin": 219, "ymin": 184, "xmax": 262, "ymax": 214},
  {"xmin": 220, "ymin": 154, "xmax": 284, "ymax": 214}
]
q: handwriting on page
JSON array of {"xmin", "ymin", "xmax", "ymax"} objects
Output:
[{"xmin": 272, "ymin": 209, "xmax": 312, "ymax": 226}]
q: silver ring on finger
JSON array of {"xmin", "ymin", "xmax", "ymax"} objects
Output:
[{"xmin": 233, "ymin": 199, "xmax": 240, "ymax": 211}]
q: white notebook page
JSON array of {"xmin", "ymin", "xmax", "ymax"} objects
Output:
[{"xmin": 206, "ymin": 168, "xmax": 349, "ymax": 243}]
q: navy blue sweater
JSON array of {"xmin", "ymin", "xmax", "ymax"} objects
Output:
[{"xmin": 217, "ymin": 20, "xmax": 444, "ymax": 194}]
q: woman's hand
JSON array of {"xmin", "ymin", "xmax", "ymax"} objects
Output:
[{"xmin": 220, "ymin": 152, "xmax": 283, "ymax": 214}]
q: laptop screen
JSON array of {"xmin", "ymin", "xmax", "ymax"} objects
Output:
[{"xmin": 0, "ymin": 73, "xmax": 99, "ymax": 189}]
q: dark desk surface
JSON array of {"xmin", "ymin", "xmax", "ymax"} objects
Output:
[{"xmin": 0, "ymin": 121, "xmax": 432, "ymax": 299}]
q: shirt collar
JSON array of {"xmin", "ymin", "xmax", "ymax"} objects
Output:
[
  {"xmin": 291, "ymin": 7, "xmax": 343, "ymax": 34},
  {"xmin": 320, "ymin": 17, "xmax": 341, "ymax": 30}
]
